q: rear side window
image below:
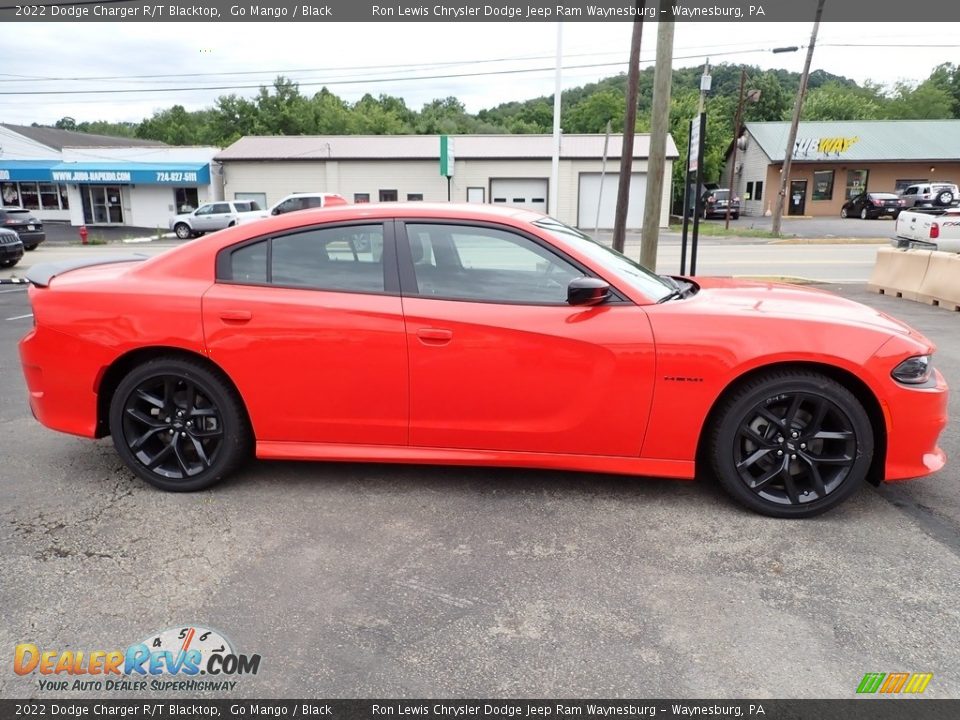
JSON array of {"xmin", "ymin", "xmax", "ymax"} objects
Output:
[{"xmin": 225, "ymin": 224, "xmax": 385, "ymax": 294}]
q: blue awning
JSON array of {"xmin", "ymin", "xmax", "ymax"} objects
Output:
[
  {"xmin": 49, "ymin": 162, "xmax": 211, "ymax": 185},
  {"xmin": 0, "ymin": 160, "xmax": 61, "ymax": 182}
]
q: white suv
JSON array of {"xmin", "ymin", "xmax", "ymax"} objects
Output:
[
  {"xmin": 268, "ymin": 193, "xmax": 348, "ymax": 216},
  {"xmin": 898, "ymin": 182, "xmax": 958, "ymax": 209}
]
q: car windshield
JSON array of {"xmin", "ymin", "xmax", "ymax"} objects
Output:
[{"xmin": 532, "ymin": 217, "xmax": 674, "ymax": 302}]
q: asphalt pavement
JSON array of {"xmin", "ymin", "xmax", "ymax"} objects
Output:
[{"xmin": 0, "ymin": 280, "xmax": 957, "ymax": 699}]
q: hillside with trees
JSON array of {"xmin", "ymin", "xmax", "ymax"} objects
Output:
[{"xmin": 48, "ymin": 61, "xmax": 960, "ymax": 204}]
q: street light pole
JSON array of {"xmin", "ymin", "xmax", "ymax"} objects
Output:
[{"xmin": 771, "ymin": 0, "xmax": 826, "ymax": 236}]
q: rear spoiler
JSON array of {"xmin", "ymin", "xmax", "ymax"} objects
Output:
[{"xmin": 23, "ymin": 255, "xmax": 149, "ymax": 288}]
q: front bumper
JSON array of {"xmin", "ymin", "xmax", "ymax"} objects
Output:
[
  {"xmin": 884, "ymin": 368, "xmax": 949, "ymax": 481},
  {"xmin": 0, "ymin": 242, "xmax": 24, "ymax": 262}
]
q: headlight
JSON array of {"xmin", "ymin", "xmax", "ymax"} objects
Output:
[{"xmin": 891, "ymin": 355, "xmax": 932, "ymax": 385}]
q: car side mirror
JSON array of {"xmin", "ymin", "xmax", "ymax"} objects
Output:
[
  {"xmin": 271, "ymin": 208, "xmax": 280, "ymax": 216},
  {"xmin": 567, "ymin": 277, "xmax": 611, "ymax": 306}
]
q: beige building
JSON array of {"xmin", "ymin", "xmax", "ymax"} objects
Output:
[
  {"xmin": 215, "ymin": 134, "xmax": 678, "ymax": 229},
  {"xmin": 724, "ymin": 120, "xmax": 960, "ymax": 217}
]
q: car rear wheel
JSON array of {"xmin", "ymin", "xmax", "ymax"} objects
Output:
[
  {"xmin": 174, "ymin": 223, "xmax": 192, "ymax": 240},
  {"xmin": 109, "ymin": 357, "xmax": 251, "ymax": 492},
  {"xmin": 709, "ymin": 370, "xmax": 873, "ymax": 518}
]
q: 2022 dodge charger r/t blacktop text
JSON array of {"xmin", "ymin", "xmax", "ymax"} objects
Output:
[{"xmin": 19, "ymin": 204, "xmax": 948, "ymax": 518}]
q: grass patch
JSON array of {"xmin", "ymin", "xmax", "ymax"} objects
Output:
[{"xmin": 669, "ymin": 223, "xmax": 785, "ymax": 239}]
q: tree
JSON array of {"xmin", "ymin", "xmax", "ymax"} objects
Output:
[
  {"xmin": 802, "ymin": 82, "xmax": 883, "ymax": 121},
  {"xmin": 564, "ymin": 90, "xmax": 626, "ymax": 133},
  {"xmin": 55, "ymin": 117, "xmax": 77, "ymax": 130}
]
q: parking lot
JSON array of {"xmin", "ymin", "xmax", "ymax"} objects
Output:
[{"xmin": 0, "ymin": 276, "xmax": 957, "ymax": 699}]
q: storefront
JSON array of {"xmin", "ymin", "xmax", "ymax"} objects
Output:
[
  {"xmin": 52, "ymin": 156, "xmax": 215, "ymax": 227},
  {"xmin": 0, "ymin": 124, "xmax": 220, "ymax": 229},
  {"xmin": 724, "ymin": 120, "xmax": 960, "ymax": 217}
]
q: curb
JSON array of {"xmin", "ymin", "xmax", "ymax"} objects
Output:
[{"xmin": 769, "ymin": 237, "xmax": 890, "ymax": 245}]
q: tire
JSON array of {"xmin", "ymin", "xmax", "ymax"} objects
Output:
[
  {"xmin": 109, "ymin": 357, "xmax": 252, "ymax": 492},
  {"xmin": 174, "ymin": 223, "xmax": 192, "ymax": 240},
  {"xmin": 935, "ymin": 190, "xmax": 954, "ymax": 207},
  {"xmin": 840, "ymin": 207, "xmax": 848, "ymax": 218},
  {"xmin": 708, "ymin": 370, "xmax": 873, "ymax": 518},
  {"xmin": 24, "ymin": 244, "xmax": 38, "ymax": 251},
  {"xmin": 860, "ymin": 208, "xmax": 869, "ymax": 220},
  {"xmin": 0, "ymin": 258, "xmax": 19, "ymax": 268}
]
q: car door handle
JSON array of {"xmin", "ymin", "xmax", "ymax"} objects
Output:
[
  {"xmin": 416, "ymin": 328, "xmax": 453, "ymax": 345},
  {"xmin": 219, "ymin": 310, "xmax": 252, "ymax": 323}
]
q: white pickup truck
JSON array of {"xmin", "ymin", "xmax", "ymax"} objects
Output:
[
  {"xmin": 893, "ymin": 207, "xmax": 960, "ymax": 253},
  {"xmin": 169, "ymin": 200, "xmax": 268, "ymax": 239}
]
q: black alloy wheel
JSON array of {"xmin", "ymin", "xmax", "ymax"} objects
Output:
[
  {"xmin": 110, "ymin": 357, "xmax": 250, "ymax": 491},
  {"xmin": 710, "ymin": 370, "xmax": 873, "ymax": 518}
]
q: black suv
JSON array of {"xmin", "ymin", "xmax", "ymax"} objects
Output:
[
  {"xmin": 0, "ymin": 207, "xmax": 45, "ymax": 250},
  {"xmin": 0, "ymin": 227, "xmax": 24, "ymax": 268}
]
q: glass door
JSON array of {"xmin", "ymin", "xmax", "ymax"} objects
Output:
[{"xmin": 86, "ymin": 185, "xmax": 124, "ymax": 224}]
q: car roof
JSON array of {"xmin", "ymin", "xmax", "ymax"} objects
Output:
[{"xmin": 272, "ymin": 201, "xmax": 547, "ymax": 223}]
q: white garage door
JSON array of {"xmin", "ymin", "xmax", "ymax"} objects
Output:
[
  {"xmin": 578, "ymin": 172, "xmax": 647, "ymax": 230},
  {"xmin": 490, "ymin": 179, "xmax": 548, "ymax": 214}
]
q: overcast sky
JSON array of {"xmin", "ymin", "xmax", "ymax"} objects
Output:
[{"xmin": 0, "ymin": 21, "xmax": 957, "ymax": 127}]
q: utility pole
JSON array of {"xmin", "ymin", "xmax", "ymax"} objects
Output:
[
  {"xmin": 549, "ymin": 22, "xmax": 562, "ymax": 219},
  {"xmin": 724, "ymin": 68, "xmax": 746, "ymax": 230},
  {"xmin": 771, "ymin": 0, "xmax": 826, "ymax": 236},
  {"xmin": 611, "ymin": 5, "xmax": 645, "ymax": 254},
  {"xmin": 640, "ymin": 3, "xmax": 676, "ymax": 271}
]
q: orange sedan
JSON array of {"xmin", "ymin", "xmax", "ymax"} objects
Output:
[{"xmin": 19, "ymin": 204, "xmax": 948, "ymax": 517}]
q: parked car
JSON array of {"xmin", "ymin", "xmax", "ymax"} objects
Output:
[
  {"xmin": 268, "ymin": 193, "xmax": 348, "ymax": 216},
  {"xmin": 0, "ymin": 227, "xmax": 24, "ymax": 268},
  {"xmin": 169, "ymin": 200, "xmax": 268, "ymax": 239},
  {"xmin": 898, "ymin": 182, "xmax": 958, "ymax": 210},
  {"xmin": 893, "ymin": 207, "xmax": 960, "ymax": 253},
  {"xmin": 840, "ymin": 192, "xmax": 904, "ymax": 219},
  {"xmin": 0, "ymin": 207, "xmax": 45, "ymax": 250},
  {"xmin": 19, "ymin": 203, "xmax": 947, "ymax": 518},
  {"xmin": 701, "ymin": 189, "xmax": 740, "ymax": 219}
]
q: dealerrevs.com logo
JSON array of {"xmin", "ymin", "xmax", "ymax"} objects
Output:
[
  {"xmin": 14, "ymin": 626, "xmax": 261, "ymax": 692},
  {"xmin": 856, "ymin": 672, "xmax": 933, "ymax": 695}
]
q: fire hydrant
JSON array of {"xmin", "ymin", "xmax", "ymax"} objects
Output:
[{"xmin": 79, "ymin": 225, "xmax": 88, "ymax": 245}]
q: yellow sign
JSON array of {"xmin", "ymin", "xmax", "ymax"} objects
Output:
[{"xmin": 794, "ymin": 136, "xmax": 860, "ymax": 157}]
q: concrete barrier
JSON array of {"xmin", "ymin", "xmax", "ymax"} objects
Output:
[
  {"xmin": 868, "ymin": 247, "xmax": 932, "ymax": 301},
  {"xmin": 918, "ymin": 250, "xmax": 960, "ymax": 312}
]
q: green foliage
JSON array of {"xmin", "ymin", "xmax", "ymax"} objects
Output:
[{"xmin": 36, "ymin": 62, "xmax": 959, "ymax": 207}]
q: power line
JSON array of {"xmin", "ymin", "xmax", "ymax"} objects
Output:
[{"xmin": 0, "ymin": 47, "xmax": 789, "ymax": 97}]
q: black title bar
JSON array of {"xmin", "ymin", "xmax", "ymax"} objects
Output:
[{"xmin": 0, "ymin": 0, "xmax": 958, "ymax": 22}]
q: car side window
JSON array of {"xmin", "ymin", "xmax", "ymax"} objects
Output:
[
  {"xmin": 271, "ymin": 225, "xmax": 385, "ymax": 293},
  {"xmin": 195, "ymin": 205, "xmax": 213, "ymax": 216},
  {"xmin": 404, "ymin": 223, "xmax": 581, "ymax": 304},
  {"xmin": 211, "ymin": 203, "xmax": 231, "ymax": 214},
  {"xmin": 231, "ymin": 240, "xmax": 268, "ymax": 283}
]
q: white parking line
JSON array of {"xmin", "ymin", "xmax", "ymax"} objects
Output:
[
  {"xmin": 0, "ymin": 288, "xmax": 28, "ymax": 294},
  {"xmin": 6, "ymin": 313, "xmax": 33, "ymax": 321}
]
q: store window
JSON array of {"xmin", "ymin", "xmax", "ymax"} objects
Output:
[
  {"xmin": 39, "ymin": 183, "xmax": 61, "ymax": 210},
  {"xmin": 407, "ymin": 193, "xmax": 424, "ymax": 201},
  {"xmin": 752, "ymin": 181, "xmax": 763, "ymax": 201},
  {"xmin": 354, "ymin": 193, "xmax": 370, "ymax": 203},
  {"xmin": 175, "ymin": 187, "xmax": 200, "ymax": 214},
  {"xmin": 59, "ymin": 184, "xmax": 69, "ymax": 209},
  {"xmin": 845, "ymin": 170, "xmax": 869, "ymax": 199},
  {"xmin": 20, "ymin": 182, "xmax": 40, "ymax": 209},
  {"xmin": 234, "ymin": 191, "xmax": 265, "ymax": 210},
  {"xmin": 895, "ymin": 179, "xmax": 926, "ymax": 193},
  {"xmin": 1, "ymin": 182, "xmax": 19, "ymax": 205},
  {"xmin": 812, "ymin": 171, "xmax": 834, "ymax": 201}
]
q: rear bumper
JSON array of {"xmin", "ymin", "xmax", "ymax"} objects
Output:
[
  {"xmin": 14, "ymin": 229, "xmax": 44, "ymax": 247},
  {"xmin": 19, "ymin": 324, "xmax": 101, "ymax": 438}
]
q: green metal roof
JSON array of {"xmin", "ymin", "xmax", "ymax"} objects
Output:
[{"xmin": 745, "ymin": 120, "xmax": 960, "ymax": 163}]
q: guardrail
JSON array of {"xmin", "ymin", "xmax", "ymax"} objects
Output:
[{"xmin": 869, "ymin": 246, "xmax": 960, "ymax": 311}]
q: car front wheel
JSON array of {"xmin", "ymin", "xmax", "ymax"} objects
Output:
[
  {"xmin": 0, "ymin": 258, "xmax": 19, "ymax": 268},
  {"xmin": 860, "ymin": 208, "xmax": 869, "ymax": 219},
  {"xmin": 109, "ymin": 357, "xmax": 251, "ymax": 492},
  {"xmin": 174, "ymin": 223, "xmax": 192, "ymax": 239},
  {"xmin": 709, "ymin": 370, "xmax": 873, "ymax": 518},
  {"xmin": 840, "ymin": 207, "xmax": 848, "ymax": 218}
]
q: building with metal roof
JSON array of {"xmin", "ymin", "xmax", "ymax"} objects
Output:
[
  {"xmin": 216, "ymin": 133, "xmax": 678, "ymax": 230},
  {"xmin": 723, "ymin": 120, "xmax": 960, "ymax": 218}
]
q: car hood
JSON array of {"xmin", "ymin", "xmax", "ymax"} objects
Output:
[{"xmin": 686, "ymin": 277, "xmax": 922, "ymax": 338}]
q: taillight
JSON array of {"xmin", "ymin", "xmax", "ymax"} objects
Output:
[
  {"xmin": 873, "ymin": 199, "xmax": 883, "ymax": 206},
  {"xmin": 930, "ymin": 223, "xmax": 939, "ymax": 239}
]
